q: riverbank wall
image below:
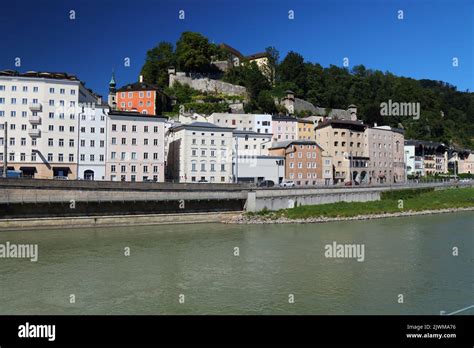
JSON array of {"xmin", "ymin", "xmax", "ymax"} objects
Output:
[{"xmin": 0, "ymin": 211, "xmax": 241, "ymax": 231}]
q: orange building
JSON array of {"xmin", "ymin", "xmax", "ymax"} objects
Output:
[
  {"xmin": 116, "ymin": 76, "xmax": 168, "ymax": 115},
  {"xmin": 269, "ymin": 140, "xmax": 326, "ymax": 186}
]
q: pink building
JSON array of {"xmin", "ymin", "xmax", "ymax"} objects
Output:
[
  {"xmin": 105, "ymin": 111, "xmax": 166, "ymax": 182},
  {"xmin": 272, "ymin": 116, "xmax": 297, "ymax": 142}
]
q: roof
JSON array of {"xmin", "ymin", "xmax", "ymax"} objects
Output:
[
  {"xmin": 220, "ymin": 43, "xmax": 268, "ymax": 61},
  {"xmin": 315, "ymin": 119, "xmax": 366, "ymax": 131},
  {"xmin": 169, "ymin": 121, "xmax": 234, "ymax": 132},
  {"xmin": 404, "ymin": 139, "xmax": 446, "ymax": 148},
  {"xmin": 296, "ymin": 118, "xmax": 314, "ymax": 124},
  {"xmin": 272, "ymin": 115, "xmax": 297, "ymax": 122},
  {"xmin": 116, "ymin": 81, "xmax": 162, "ymax": 92},
  {"xmin": 0, "ymin": 70, "xmax": 79, "ymax": 81},
  {"xmin": 108, "ymin": 110, "xmax": 168, "ymax": 120},
  {"xmin": 269, "ymin": 140, "xmax": 323, "ymax": 150},
  {"xmin": 370, "ymin": 125, "xmax": 405, "ymax": 135},
  {"xmin": 220, "ymin": 43, "xmax": 244, "ymax": 59},
  {"xmin": 245, "ymin": 52, "xmax": 269, "ymax": 60}
]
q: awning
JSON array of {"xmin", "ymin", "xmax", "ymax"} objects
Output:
[
  {"xmin": 19, "ymin": 166, "xmax": 37, "ymax": 172},
  {"xmin": 52, "ymin": 167, "xmax": 72, "ymax": 173}
]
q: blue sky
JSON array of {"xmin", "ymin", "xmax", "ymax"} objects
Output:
[{"xmin": 1, "ymin": 0, "xmax": 472, "ymax": 98}]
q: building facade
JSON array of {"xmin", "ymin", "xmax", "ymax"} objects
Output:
[
  {"xmin": 77, "ymin": 103, "xmax": 108, "ymax": 180},
  {"xmin": 116, "ymin": 76, "xmax": 167, "ymax": 115},
  {"xmin": 268, "ymin": 140, "xmax": 327, "ymax": 186},
  {"xmin": 272, "ymin": 116, "xmax": 297, "ymax": 142},
  {"xmin": 0, "ymin": 71, "xmax": 98, "ymax": 179},
  {"xmin": 366, "ymin": 126, "xmax": 405, "ymax": 184},
  {"xmin": 210, "ymin": 113, "xmax": 272, "ymax": 134},
  {"xmin": 236, "ymin": 156, "xmax": 284, "ymax": 185},
  {"xmin": 297, "ymin": 118, "xmax": 315, "ymax": 140},
  {"xmin": 167, "ymin": 122, "xmax": 234, "ymax": 183},
  {"xmin": 105, "ymin": 111, "xmax": 166, "ymax": 182},
  {"xmin": 315, "ymin": 120, "xmax": 368, "ymax": 184}
]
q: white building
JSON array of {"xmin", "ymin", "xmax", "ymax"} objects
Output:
[
  {"xmin": 210, "ymin": 113, "xmax": 272, "ymax": 134},
  {"xmin": 236, "ymin": 156, "xmax": 285, "ymax": 184},
  {"xmin": 167, "ymin": 122, "xmax": 234, "ymax": 183},
  {"xmin": 77, "ymin": 103, "xmax": 109, "ymax": 180},
  {"xmin": 233, "ymin": 130, "xmax": 272, "ymax": 157},
  {"xmin": 105, "ymin": 111, "xmax": 166, "ymax": 182},
  {"xmin": 404, "ymin": 143, "xmax": 416, "ymax": 176},
  {"xmin": 0, "ymin": 70, "xmax": 98, "ymax": 179}
]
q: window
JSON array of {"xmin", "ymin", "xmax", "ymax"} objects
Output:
[{"xmin": 48, "ymin": 153, "xmax": 53, "ymax": 162}]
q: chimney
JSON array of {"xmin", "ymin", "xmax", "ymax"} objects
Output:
[
  {"xmin": 348, "ymin": 104, "xmax": 357, "ymax": 121},
  {"xmin": 139, "ymin": 75, "xmax": 143, "ymax": 83}
]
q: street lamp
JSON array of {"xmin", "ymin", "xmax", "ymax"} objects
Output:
[{"xmin": 2, "ymin": 122, "xmax": 7, "ymax": 178}]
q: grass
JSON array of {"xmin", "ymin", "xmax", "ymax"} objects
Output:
[{"xmin": 248, "ymin": 187, "xmax": 474, "ymax": 220}]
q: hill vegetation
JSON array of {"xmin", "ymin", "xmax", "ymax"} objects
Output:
[{"xmin": 140, "ymin": 32, "xmax": 474, "ymax": 148}]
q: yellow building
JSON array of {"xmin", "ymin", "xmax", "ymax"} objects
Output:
[{"xmin": 297, "ymin": 119, "xmax": 316, "ymax": 140}]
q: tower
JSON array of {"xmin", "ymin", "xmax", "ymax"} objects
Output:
[{"xmin": 108, "ymin": 70, "xmax": 117, "ymax": 109}]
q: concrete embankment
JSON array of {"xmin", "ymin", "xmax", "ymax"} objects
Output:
[{"xmin": 0, "ymin": 211, "xmax": 241, "ymax": 231}]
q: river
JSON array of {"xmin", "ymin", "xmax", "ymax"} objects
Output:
[{"xmin": 0, "ymin": 212, "xmax": 472, "ymax": 315}]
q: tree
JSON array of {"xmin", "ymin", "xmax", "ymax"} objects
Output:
[
  {"xmin": 263, "ymin": 46, "xmax": 279, "ymax": 85},
  {"xmin": 175, "ymin": 32, "xmax": 218, "ymax": 73},
  {"xmin": 278, "ymin": 51, "xmax": 307, "ymax": 96},
  {"xmin": 257, "ymin": 90, "xmax": 277, "ymax": 114},
  {"xmin": 140, "ymin": 42, "xmax": 176, "ymax": 88}
]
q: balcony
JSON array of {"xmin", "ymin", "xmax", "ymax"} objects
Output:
[
  {"xmin": 28, "ymin": 115, "xmax": 41, "ymax": 124},
  {"xmin": 28, "ymin": 128, "xmax": 41, "ymax": 138},
  {"xmin": 29, "ymin": 102, "xmax": 42, "ymax": 111}
]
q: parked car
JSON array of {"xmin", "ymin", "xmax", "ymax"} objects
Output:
[
  {"xmin": 143, "ymin": 178, "xmax": 156, "ymax": 183},
  {"xmin": 198, "ymin": 179, "xmax": 209, "ymax": 183},
  {"xmin": 280, "ymin": 180, "xmax": 295, "ymax": 188},
  {"xmin": 344, "ymin": 181, "xmax": 353, "ymax": 186},
  {"xmin": 53, "ymin": 176, "xmax": 69, "ymax": 180},
  {"xmin": 257, "ymin": 180, "xmax": 275, "ymax": 188}
]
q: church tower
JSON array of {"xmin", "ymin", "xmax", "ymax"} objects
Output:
[{"xmin": 108, "ymin": 70, "xmax": 117, "ymax": 109}]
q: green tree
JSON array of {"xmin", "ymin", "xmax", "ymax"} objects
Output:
[
  {"xmin": 278, "ymin": 51, "xmax": 307, "ymax": 96},
  {"xmin": 140, "ymin": 42, "xmax": 176, "ymax": 88},
  {"xmin": 175, "ymin": 32, "xmax": 218, "ymax": 73}
]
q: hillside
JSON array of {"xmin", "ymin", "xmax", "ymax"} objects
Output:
[{"xmin": 140, "ymin": 32, "xmax": 474, "ymax": 149}]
